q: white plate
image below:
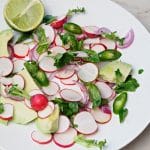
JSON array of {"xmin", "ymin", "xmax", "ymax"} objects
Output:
[{"xmin": 0, "ymin": 0, "xmax": 150, "ymax": 150}]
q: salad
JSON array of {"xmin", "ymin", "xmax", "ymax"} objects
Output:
[{"xmin": 0, "ymin": 0, "xmax": 140, "ymax": 149}]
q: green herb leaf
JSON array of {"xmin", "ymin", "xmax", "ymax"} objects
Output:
[
  {"xmin": 138, "ymin": 69, "xmax": 144, "ymax": 74},
  {"xmin": 115, "ymin": 75, "xmax": 140, "ymax": 93},
  {"xmin": 54, "ymin": 52, "xmax": 76, "ymax": 68},
  {"xmin": 42, "ymin": 15, "xmax": 56, "ymax": 24},
  {"xmin": 0, "ymin": 103, "xmax": 4, "ymax": 114},
  {"xmin": 119, "ymin": 108, "xmax": 128, "ymax": 123},
  {"xmin": 8, "ymin": 85, "xmax": 30, "ymax": 100},
  {"xmin": 103, "ymin": 31, "xmax": 125, "ymax": 46},
  {"xmin": 86, "ymin": 83, "xmax": 101, "ymax": 108},
  {"xmin": 16, "ymin": 32, "xmax": 33, "ymax": 43},
  {"xmin": 34, "ymin": 27, "xmax": 49, "ymax": 54},
  {"xmin": 74, "ymin": 134, "xmax": 107, "ymax": 150},
  {"xmin": 115, "ymin": 69, "xmax": 123, "ymax": 84},
  {"xmin": 67, "ymin": 7, "xmax": 86, "ymax": 17}
]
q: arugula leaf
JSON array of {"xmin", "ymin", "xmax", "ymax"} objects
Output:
[
  {"xmin": 115, "ymin": 75, "xmax": 139, "ymax": 93},
  {"xmin": 16, "ymin": 32, "xmax": 33, "ymax": 43},
  {"xmin": 67, "ymin": 7, "xmax": 86, "ymax": 17},
  {"xmin": 8, "ymin": 85, "xmax": 30, "ymax": 100},
  {"xmin": 119, "ymin": 108, "xmax": 128, "ymax": 123},
  {"xmin": 74, "ymin": 134, "xmax": 107, "ymax": 150},
  {"xmin": 115, "ymin": 69, "xmax": 123, "ymax": 84},
  {"xmin": 53, "ymin": 98, "xmax": 81, "ymax": 117},
  {"xmin": 103, "ymin": 31, "xmax": 125, "ymax": 46},
  {"xmin": 54, "ymin": 52, "xmax": 76, "ymax": 68},
  {"xmin": 34, "ymin": 27, "xmax": 49, "ymax": 54},
  {"xmin": 138, "ymin": 69, "xmax": 144, "ymax": 74},
  {"xmin": 86, "ymin": 83, "xmax": 101, "ymax": 108},
  {"xmin": 42, "ymin": 15, "xmax": 56, "ymax": 24},
  {"xmin": 0, "ymin": 103, "xmax": 4, "ymax": 114}
]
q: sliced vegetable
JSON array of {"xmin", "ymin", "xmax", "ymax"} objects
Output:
[
  {"xmin": 0, "ymin": 77, "xmax": 12, "ymax": 86},
  {"xmin": 119, "ymin": 108, "xmax": 128, "ymax": 123},
  {"xmin": 50, "ymin": 46, "xmax": 66, "ymax": 56},
  {"xmin": 13, "ymin": 59, "xmax": 25, "ymax": 73},
  {"xmin": 91, "ymin": 43, "xmax": 106, "ymax": 53},
  {"xmin": 12, "ymin": 74, "xmax": 25, "ymax": 89},
  {"xmin": 83, "ymin": 38, "xmax": 100, "ymax": 45},
  {"xmin": 61, "ymin": 74, "xmax": 78, "ymax": 85},
  {"xmin": 29, "ymin": 89, "xmax": 43, "ymax": 96},
  {"xmin": 83, "ymin": 26, "xmax": 100, "ymax": 38}
]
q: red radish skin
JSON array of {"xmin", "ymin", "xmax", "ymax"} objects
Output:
[
  {"xmin": 13, "ymin": 59, "xmax": 25, "ymax": 73},
  {"xmin": 83, "ymin": 26, "xmax": 100, "ymax": 38},
  {"xmin": 31, "ymin": 130, "xmax": 52, "ymax": 144},
  {"xmin": 13, "ymin": 43, "xmax": 29, "ymax": 58},
  {"xmin": 74, "ymin": 111, "xmax": 98, "ymax": 135},
  {"xmin": 51, "ymin": 15, "xmax": 67, "ymax": 29},
  {"xmin": 12, "ymin": 74, "xmax": 25, "ymax": 89},
  {"xmin": 0, "ymin": 57, "xmax": 13, "ymax": 76},
  {"xmin": 56, "ymin": 115, "xmax": 70, "ymax": 133},
  {"xmin": 60, "ymin": 89, "xmax": 82, "ymax": 102},
  {"xmin": 0, "ymin": 103, "xmax": 13, "ymax": 120},
  {"xmin": 61, "ymin": 74, "xmax": 79, "ymax": 85},
  {"xmin": 30, "ymin": 94, "xmax": 48, "ymax": 111},
  {"xmin": 53, "ymin": 128, "xmax": 77, "ymax": 148}
]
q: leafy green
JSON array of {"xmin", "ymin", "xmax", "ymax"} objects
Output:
[
  {"xmin": 119, "ymin": 108, "xmax": 128, "ymax": 123},
  {"xmin": 0, "ymin": 103, "xmax": 4, "ymax": 114},
  {"xmin": 8, "ymin": 85, "xmax": 30, "ymax": 100},
  {"xmin": 16, "ymin": 32, "xmax": 33, "ymax": 43},
  {"xmin": 54, "ymin": 52, "xmax": 76, "ymax": 68},
  {"xmin": 86, "ymin": 83, "xmax": 101, "ymax": 108},
  {"xmin": 34, "ymin": 27, "xmax": 49, "ymax": 54},
  {"xmin": 115, "ymin": 75, "xmax": 140, "ymax": 93},
  {"xmin": 103, "ymin": 31, "xmax": 125, "ymax": 46},
  {"xmin": 42, "ymin": 15, "xmax": 56, "ymax": 24},
  {"xmin": 115, "ymin": 69, "xmax": 123, "ymax": 84},
  {"xmin": 67, "ymin": 7, "xmax": 86, "ymax": 17},
  {"xmin": 74, "ymin": 134, "xmax": 107, "ymax": 150},
  {"xmin": 138, "ymin": 69, "xmax": 144, "ymax": 74},
  {"xmin": 53, "ymin": 98, "xmax": 82, "ymax": 117}
]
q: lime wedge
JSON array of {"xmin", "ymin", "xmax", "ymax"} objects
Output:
[{"xmin": 4, "ymin": 0, "xmax": 44, "ymax": 32}]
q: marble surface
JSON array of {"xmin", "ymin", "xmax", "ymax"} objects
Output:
[{"xmin": 111, "ymin": 1, "xmax": 150, "ymax": 150}]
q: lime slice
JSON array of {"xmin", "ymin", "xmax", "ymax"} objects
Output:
[{"xmin": 4, "ymin": 0, "xmax": 44, "ymax": 32}]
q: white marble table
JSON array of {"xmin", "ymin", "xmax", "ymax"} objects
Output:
[{"xmin": 111, "ymin": 1, "xmax": 150, "ymax": 149}]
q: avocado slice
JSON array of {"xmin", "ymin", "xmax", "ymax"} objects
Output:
[
  {"xmin": 99, "ymin": 61, "xmax": 132, "ymax": 83},
  {"xmin": 0, "ymin": 29, "xmax": 13, "ymax": 57},
  {"xmin": 36, "ymin": 104, "xmax": 60, "ymax": 134}
]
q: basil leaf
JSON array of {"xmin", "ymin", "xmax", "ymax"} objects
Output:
[
  {"xmin": 42, "ymin": 15, "xmax": 56, "ymax": 24},
  {"xmin": 119, "ymin": 108, "xmax": 128, "ymax": 123},
  {"xmin": 115, "ymin": 75, "xmax": 139, "ymax": 93},
  {"xmin": 0, "ymin": 103, "xmax": 4, "ymax": 114}
]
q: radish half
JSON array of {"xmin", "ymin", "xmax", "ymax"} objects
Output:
[
  {"xmin": 42, "ymin": 81, "xmax": 59, "ymax": 96},
  {"xmin": 100, "ymin": 39, "xmax": 117, "ymax": 49},
  {"xmin": 56, "ymin": 115, "xmax": 70, "ymax": 133},
  {"xmin": 0, "ymin": 103, "xmax": 13, "ymax": 120},
  {"xmin": 78, "ymin": 63, "xmax": 98, "ymax": 82},
  {"xmin": 95, "ymin": 82, "xmax": 113, "ymax": 99},
  {"xmin": 91, "ymin": 43, "xmax": 106, "ymax": 53},
  {"xmin": 0, "ymin": 57, "xmax": 13, "ymax": 76},
  {"xmin": 12, "ymin": 74, "xmax": 25, "ymax": 89},
  {"xmin": 74, "ymin": 111, "xmax": 97, "ymax": 135},
  {"xmin": 53, "ymin": 127, "xmax": 77, "ymax": 148},
  {"xmin": 31, "ymin": 130, "xmax": 52, "ymax": 144},
  {"xmin": 83, "ymin": 26, "xmax": 100, "ymax": 38},
  {"xmin": 91, "ymin": 107, "xmax": 112, "ymax": 124},
  {"xmin": 61, "ymin": 74, "xmax": 78, "ymax": 85},
  {"xmin": 13, "ymin": 59, "xmax": 25, "ymax": 73},
  {"xmin": 50, "ymin": 46, "xmax": 66, "ymax": 56},
  {"xmin": 13, "ymin": 43, "xmax": 29, "ymax": 58},
  {"xmin": 60, "ymin": 89, "xmax": 82, "ymax": 102},
  {"xmin": 39, "ymin": 56, "xmax": 57, "ymax": 73}
]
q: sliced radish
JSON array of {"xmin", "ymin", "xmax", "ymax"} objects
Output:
[
  {"xmin": 61, "ymin": 74, "xmax": 78, "ymax": 85},
  {"xmin": 0, "ymin": 77, "xmax": 12, "ymax": 86},
  {"xmin": 0, "ymin": 57, "xmax": 13, "ymax": 76},
  {"xmin": 55, "ymin": 67, "xmax": 75, "ymax": 79},
  {"xmin": 60, "ymin": 89, "xmax": 82, "ymax": 102},
  {"xmin": 54, "ymin": 35, "xmax": 63, "ymax": 46},
  {"xmin": 83, "ymin": 38, "xmax": 100, "ymax": 45},
  {"xmin": 24, "ymin": 99, "xmax": 32, "ymax": 109},
  {"xmin": 0, "ymin": 103, "xmax": 13, "ymax": 120},
  {"xmin": 76, "ymin": 34, "xmax": 87, "ymax": 40},
  {"xmin": 78, "ymin": 63, "xmax": 98, "ymax": 82},
  {"xmin": 91, "ymin": 107, "xmax": 112, "ymax": 124},
  {"xmin": 31, "ymin": 130, "xmax": 52, "ymax": 144},
  {"xmin": 50, "ymin": 46, "xmax": 66, "ymax": 56},
  {"xmin": 12, "ymin": 74, "xmax": 25, "ymax": 89},
  {"xmin": 100, "ymin": 38, "xmax": 117, "ymax": 49},
  {"xmin": 41, "ymin": 24, "xmax": 55, "ymax": 43},
  {"xmin": 83, "ymin": 26, "xmax": 100, "ymax": 38},
  {"xmin": 0, "ymin": 84, "xmax": 8, "ymax": 98},
  {"xmin": 73, "ymin": 51, "xmax": 88, "ymax": 58},
  {"xmin": 13, "ymin": 43, "xmax": 29, "ymax": 58},
  {"xmin": 51, "ymin": 15, "xmax": 67, "ymax": 29},
  {"xmin": 108, "ymin": 90, "xmax": 116, "ymax": 101},
  {"xmin": 91, "ymin": 43, "xmax": 106, "ymax": 53},
  {"xmin": 42, "ymin": 81, "xmax": 59, "ymax": 96},
  {"xmin": 38, "ymin": 103, "xmax": 55, "ymax": 119},
  {"xmin": 95, "ymin": 82, "xmax": 113, "ymax": 99},
  {"xmin": 38, "ymin": 52, "xmax": 48, "ymax": 62},
  {"xmin": 13, "ymin": 59, "xmax": 25, "ymax": 73},
  {"xmin": 29, "ymin": 89, "xmax": 43, "ymax": 96},
  {"xmin": 39, "ymin": 56, "xmax": 57, "ymax": 73},
  {"xmin": 27, "ymin": 42, "xmax": 37, "ymax": 50},
  {"xmin": 74, "ymin": 111, "xmax": 97, "ymax": 135},
  {"xmin": 56, "ymin": 115, "xmax": 70, "ymax": 133},
  {"xmin": 53, "ymin": 127, "xmax": 77, "ymax": 148}
]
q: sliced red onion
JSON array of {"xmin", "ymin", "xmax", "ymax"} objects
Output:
[
  {"xmin": 32, "ymin": 47, "xmax": 39, "ymax": 60},
  {"xmin": 117, "ymin": 29, "xmax": 134, "ymax": 49},
  {"xmin": 101, "ymin": 105, "xmax": 112, "ymax": 114},
  {"xmin": 98, "ymin": 27, "xmax": 111, "ymax": 34}
]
